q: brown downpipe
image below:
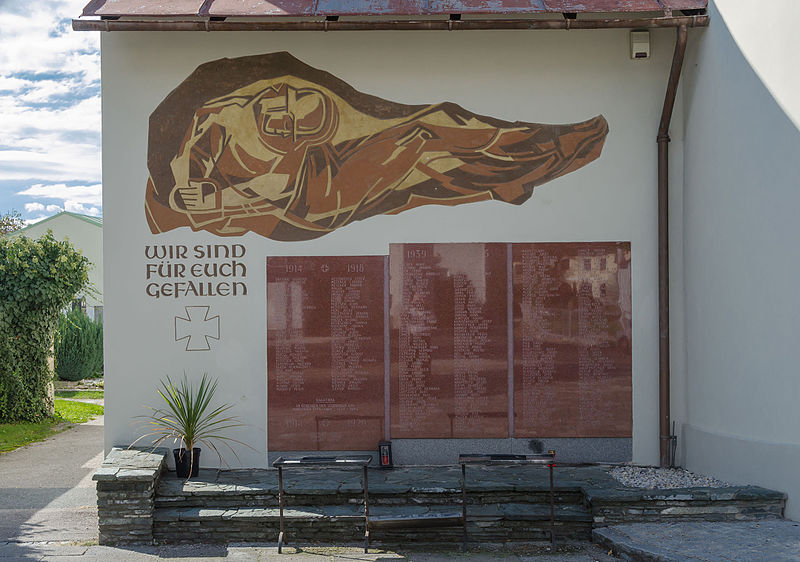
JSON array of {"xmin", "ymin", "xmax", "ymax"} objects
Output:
[
  {"xmin": 658, "ymin": 24, "xmax": 688, "ymax": 467},
  {"xmin": 72, "ymin": 15, "xmax": 708, "ymax": 32}
]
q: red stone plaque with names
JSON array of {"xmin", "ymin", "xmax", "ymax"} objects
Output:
[
  {"xmin": 512, "ymin": 242, "xmax": 632, "ymax": 437},
  {"xmin": 390, "ymin": 243, "xmax": 508, "ymax": 438},
  {"xmin": 267, "ymin": 256, "xmax": 385, "ymax": 450}
]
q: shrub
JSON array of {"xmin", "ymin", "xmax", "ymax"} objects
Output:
[
  {"xmin": 0, "ymin": 232, "xmax": 88, "ymax": 422},
  {"xmin": 55, "ymin": 309, "xmax": 104, "ymax": 381}
]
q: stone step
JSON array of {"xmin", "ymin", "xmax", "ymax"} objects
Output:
[
  {"xmin": 368, "ymin": 510, "xmax": 464, "ymax": 529},
  {"xmin": 152, "ymin": 503, "xmax": 593, "ymax": 544},
  {"xmin": 154, "ymin": 502, "xmax": 593, "ymax": 523},
  {"xmin": 584, "ymin": 485, "xmax": 787, "ymax": 526},
  {"xmin": 157, "ymin": 466, "xmax": 587, "ymax": 495},
  {"xmin": 100, "ymin": 451, "xmax": 790, "ymax": 546},
  {"xmin": 154, "ymin": 490, "xmax": 582, "ymax": 509},
  {"xmin": 155, "ymin": 468, "xmax": 584, "ymax": 509}
]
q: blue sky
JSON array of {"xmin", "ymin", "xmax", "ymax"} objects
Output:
[{"xmin": 0, "ymin": 0, "xmax": 101, "ymax": 224}]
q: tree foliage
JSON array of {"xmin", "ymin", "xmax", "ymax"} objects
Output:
[
  {"xmin": 55, "ymin": 309, "xmax": 104, "ymax": 381},
  {"xmin": 0, "ymin": 233, "xmax": 89, "ymax": 421},
  {"xmin": 0, "ymin": 210, "xmax": 25, "ymax": 235}
]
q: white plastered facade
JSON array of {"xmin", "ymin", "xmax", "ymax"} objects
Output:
[
  {"xmin": 99, "ymin": 0, "xmax": 800, "ymax": 520},
  {"xmin": 679, "ymin": 0, "xmax": 800, "ymax": 520}
]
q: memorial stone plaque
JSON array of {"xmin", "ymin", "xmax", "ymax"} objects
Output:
[
  {"xmin": 390, "ymin": 243, "xmax": 508, "ymax": 438},
  {"xmin": 512, "ymin": 243, "xmax": 632, "ymax": 437},
  {"xmin": 267, "ymin": 256, "xmax": 385, "ymax": 450}
]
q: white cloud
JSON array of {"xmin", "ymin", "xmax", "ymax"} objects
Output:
[
  {"xmin": 0, "ymin": 0, "xmax": 101, "ymax": 213},
  {"xmin": 18, "ymin": 79, "xmax": 75, "ymax": 103},
  {"xmin": 0, "ymin": 3, "xmax": 99, "ymax": 79},
  {"xmin": 0, "ymin": 94, "xmax": 101, "ymax": 137},
  {"xmin": 15, "ymin": 182, "xmax": 101, "ymax": 221},
  {"xmin": 64, "ymin": 201, "xmax": 100, "ymax": 216},
  {"xmin": 0, "ymin": 94, "xmax": 101, "ymax": 183},
  {"xmin": 24, "ymin": 215, "xmax": 49, "ymax": 225},
  {"xmin": 17, "ymin": 183, "xmax": 102, "ymax": 206},
  {"xmin": 0, "ymin": 145, "xmax": 100, "ymax": 183},
  {"xmin": 0, "ymin": 76, "xmax": 32, "ymax": 92}
]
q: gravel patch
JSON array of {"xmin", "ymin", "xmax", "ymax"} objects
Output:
[
  {"xmin": 610, "ymin": 466, "xmax": 733, "ymax": 489},
  {"xmin": 55, "ymin": 378, "xmax": 104, "ymax": 391}
]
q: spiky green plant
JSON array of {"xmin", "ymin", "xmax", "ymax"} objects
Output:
[{"xmin": 133, "ymin": 373, "xmax": 248, "ymax": 478}]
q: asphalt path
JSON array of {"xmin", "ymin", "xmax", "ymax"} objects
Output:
[{"xmin": 0, "ymin": 415, "xmax": 103, "ymax": 544}]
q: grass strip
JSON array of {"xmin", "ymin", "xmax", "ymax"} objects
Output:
[
  {"xmin": 0, "ymin": 420, "xmax": 64, "ymax": 453},
  {"xmin": 0, "ymin": 399, "xmax": 104, "ymax": 453},
  {"xmin": 55, "ymin": 399, "xmax": 104, "ymax": 424},
  {"xmin": 54, "ymin": 390, "xmax": 104, "ymax": 400}
]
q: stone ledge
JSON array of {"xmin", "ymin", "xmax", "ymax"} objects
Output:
[
  {"xmin": 155, "ymin": 465, "xmax": 600, "ymax": 499},
  {"xmin": 153, "ymin": 518, "xmax": 590, "ymax": 544},
  {"xmin": 585, "ymin": 484, "xmax": 786, "ymax": 527},
  {"xmin": 95, "ymin": 446, "xmax": 169, "ymax": 545},
  {"xmin": 154, "ymin": 502, "xmax": 592, "ymax": 524},
  {"xmin": 93, "ymin": 447, "xmax": 169, "ymax": 482},
  {"xmin": 146, "ymin": 465, "xmax": 788, "ymax": 545},
  {"xmin": 583, "ymin": 485, "xmax": 787, "ymax": 504}
]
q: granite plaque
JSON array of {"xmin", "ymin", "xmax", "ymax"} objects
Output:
[
  {"xmin": 390, "ymin": 243, "xmax": 508, "ymax": 438},
  {"xmin": 512, "ymin": 243, "xmax": 632, "ymax": 437},
  {"xmin": 267, "ymin": 256, "xmax": 385, "ymax": 450}
]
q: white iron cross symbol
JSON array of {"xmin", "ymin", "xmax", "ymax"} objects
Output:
[{"xmin": 174, "ymin": 306, "xmax": 220, "ymax": 351}]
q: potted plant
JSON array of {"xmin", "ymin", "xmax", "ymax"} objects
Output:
[{"xmin": 134, "ymin": 373, "xmax": 247, "ymax": 479}]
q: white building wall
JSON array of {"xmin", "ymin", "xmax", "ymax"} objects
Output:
[
  {"xmin": 101, "ymin": 28, "xmax": 682, "ymax": 468},
  {"xmin": 682, "ymin": 0, "xmax": 800, "ymax": 519}
]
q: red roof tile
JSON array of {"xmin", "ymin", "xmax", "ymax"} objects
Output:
[{"xmin": 82, "ymin": 0, "xmax": 707, "ymax": 18}]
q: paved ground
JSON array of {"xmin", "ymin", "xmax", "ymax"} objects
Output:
[
  {"xmin": 594, "ymin": 520, "xmax": 800, "ymax": 561},
  {"xmin": 0, "ymin": 416, "xmax": 103, "ymax": 545}
]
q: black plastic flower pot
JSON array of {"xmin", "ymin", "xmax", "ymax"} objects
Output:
[{"xmin": 173, "ymin": 447, "xmax": 201, "ymax": 478}]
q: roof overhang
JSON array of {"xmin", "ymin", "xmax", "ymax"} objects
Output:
[{"xmin": 73, "ymin": 0, "xmax": 708, "ymax": 31}]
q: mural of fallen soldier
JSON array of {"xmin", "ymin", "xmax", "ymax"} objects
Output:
[{"xmin": 145, "ymin": 53, "xmax": 609, "ymax": 241}]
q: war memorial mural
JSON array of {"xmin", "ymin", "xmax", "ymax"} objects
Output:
[
  {"xmin": 144, "ymin": 52, "xmax": 608, "ymax": 241},
  {"xmin": 145, "ymin": 53, "xmax": 630, "ymax": 456}
]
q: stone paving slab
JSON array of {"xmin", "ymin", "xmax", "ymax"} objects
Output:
[
  {"xmin": 154, "ymin": 502, "xmax": 592, "ymax": 524},
  {"xmin": 584, "ymin": 485, "xmax": 786, "ymax": 504},
  {"xmin": 0, "ymin": 541, "xmax": 91, "ymax": 559},
  {"xmin": 593, "ymin": 520, "xmax": 800, "ymax": 561},
  {"xmin": 156, "ymin": 465, "xmax": 619, "ymax": 498},
  {"xmin": 0, "ymin": 541, "xmax": 616, "ymax": 560}
]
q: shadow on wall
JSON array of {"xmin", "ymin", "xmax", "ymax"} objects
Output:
[
  {"xmin": 682, "ymin": 3, "xmax": 800, "ymax": 138},
  {"xmin": 680, "ymin": 1, "xmax": 800, "ymax": 519}
]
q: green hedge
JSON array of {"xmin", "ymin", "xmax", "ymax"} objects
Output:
[
  {"xmin": 0, "ymin": 232, "xmax": 88, "ymax": 422},
  {"xmin": 55, "ymin": 309, "xmax": 104, "ymax": 381}
]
